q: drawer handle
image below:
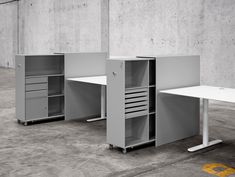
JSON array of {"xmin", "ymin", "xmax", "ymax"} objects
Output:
[{"xmin": 17, "ymin": 64, "xmax": 21, "ymax": 68}]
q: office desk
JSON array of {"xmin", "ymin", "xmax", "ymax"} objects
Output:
[
  {"xmin": 67, "ymin": 76, "xmax": 107, "ymax": 122},
  {"xmin": 160, "ymin": 85, "xmax": 235, "ymax": 152}
]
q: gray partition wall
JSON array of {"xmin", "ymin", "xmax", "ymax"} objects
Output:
[
  {"xmin": 154, "ymin": 55, "xmax": 200, "ymax": 146},
  {"xmin": 64, "ymin": 53, "xmax": 107, "ymax": 120}
]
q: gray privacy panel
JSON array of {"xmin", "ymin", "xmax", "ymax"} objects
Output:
[
  {"xmin": 64, "ymin": 52, "xmax": 107, "ymax": 120},
  {"xmin": 64, "ymin": 53, "xmax": 107, "ymax": 78},
  {"xmin": 157, "ymin": 94, "xmax": 199, "ymax": 146},
  {"xmin": 65, "ymin": 80, "xmax": 101, "ymax": 120},
  {"xmin": 156, "ymin": 55, "xmax": 200, "ymax": 90},
  {"xmin": 155, "ymin": 55, "xmax": 200, "ymax": 147}
]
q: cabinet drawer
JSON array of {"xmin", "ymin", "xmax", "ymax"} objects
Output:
[
  {"xmin": 26, "ymin": 90, "xmax": 48, "ymax": 98},
  {"xmin": 26, "ymin": 77, "xmax": 48, "ymax": 84},
  {"xmin": 26, "ymin": 97, "xmax": 48, "ymax": 120},
  {"xmin": 26, "ymin": 83, "xmax": 48, "ymax": 91},
  {"xmin": 125, "ymin": 87, "xmax": 148, "ymax": 119},
  {"xmin": 125, "ymin": 110, "xmax": 148, "ymax": 119}
]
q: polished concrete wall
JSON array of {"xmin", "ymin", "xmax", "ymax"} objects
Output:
[
  {"xmin": 0, "ymin": 0, "xmax": 108, "ymax": 67},
  {"xmin": 19, "ymin": 0, "xmax": 109, "ymax": 54},
  {"xmin": 0, "ymin": 1, "xmax": 18, "ymax": 68},
  {"xmin": 109, "ymin": 0, "xmax": 235, "ymax": 87},
  {"xmin": 0, "ymin": 0, "xmax": 235, "ymax": 87}
]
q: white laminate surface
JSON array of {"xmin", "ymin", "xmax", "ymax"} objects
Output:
[
  {"xmin": 67, "ymin": 75, "xmax": 107, "ymax": 85},
  {"xmin": 160, "ymin": 85, "xmax": 235, "ymax": 103}
]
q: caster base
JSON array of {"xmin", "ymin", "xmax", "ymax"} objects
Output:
[{"xmin": 109, "ymin": 144, "xmax": 114, "ymax": 150}]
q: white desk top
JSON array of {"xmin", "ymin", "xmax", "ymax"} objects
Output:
[
  {"xmin": 160, "ymin": 85, "xmax": 235, "ymax": 103},
  {"xmin": 67, "ymin": 75, "xmax": 107, "ymax": 85}
]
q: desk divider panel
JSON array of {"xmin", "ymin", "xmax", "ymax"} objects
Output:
[
  {"xmin": 155, "ymin": 55, "xmax": 200, "ymax": 146},
  {"xmin": 64, "ymin": 53, "xmax": 107, "ymax": 120}
]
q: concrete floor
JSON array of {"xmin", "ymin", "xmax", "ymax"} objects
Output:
[{"xmin": 0, "ymin": 68, "xmax": 234, "ymax": 177}]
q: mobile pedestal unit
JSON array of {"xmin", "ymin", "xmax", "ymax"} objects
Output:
[
  {"xmin": 107, "ymin": 56, "xmax": 200, "ymax": 153},
  {"xmin": 15, "ymin": 54, "xmax": 65, "ymax": 126}
]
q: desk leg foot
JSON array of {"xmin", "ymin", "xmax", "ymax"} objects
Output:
[
  {"xmin": 86, "ymin": 117, "xmax": 106, "ymax": 122},
  {"xmin": 188, "ymin": 139, "xmax": 222, "ymax": 152}
]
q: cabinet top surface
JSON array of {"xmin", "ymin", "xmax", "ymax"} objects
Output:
[
  {"xmin": 137, "ymin": 54, "xmax": 199, "ymax": 58},
  {"xmin": 160, "ymin": 85, "xmax": 235, "ymax": 103},
  {"xmin": 109, "ymin": 56, "xmax": 155, "ymax": 61},
  {"xmin": 16, "ymin": 54, "xmax": 64, "ymax": 57}
]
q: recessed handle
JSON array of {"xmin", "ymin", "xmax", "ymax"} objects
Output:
[
  {"xmin": 112, "ymin": 72, "xmax": 117, "ymax": 76},
  {"xmin": 17, "ymin": 64, "xmax": 21, "ymax": 68}
]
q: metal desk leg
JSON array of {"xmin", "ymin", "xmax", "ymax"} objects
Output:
[
  {"xmin": 87, "ymin": 85, "xmax": 106, "ymax": 122},
  {"xmin": 188, "ymin": 99, "xmax": 222, "ymax": 152}
]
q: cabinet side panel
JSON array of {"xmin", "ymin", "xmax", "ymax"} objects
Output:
[
  {"xmin": 156, "ymin": 55, "xmax": 200, "ymax": 146},
  {"xmin": 15, "ymin": 56, "xmax": 25, "ymax": 121},
  {"xmin": 107, "ymin": 60, "xmax": 125, "ymax": 148}
]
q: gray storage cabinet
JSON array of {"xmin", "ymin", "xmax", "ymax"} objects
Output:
[
  {"xmin": 15, "ymin": 55, "xmax": 65, "ymax": 125},
  {"xmin": 107, "ymin": 55, "xmax": 200, "ymax": 153},
  {"xmin": 107, "ymin": 57, "xmax": 156, "ymax": 153}
]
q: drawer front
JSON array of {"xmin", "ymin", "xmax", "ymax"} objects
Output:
[
  {"xmin": 26, "ymin": 83, "xmax": 48, "ymax": 91},
  {"xmin": 125, "ymin": 88, "xmax": 148, "ymax": 119},
  {"xmin": 26, "ymin": 97, "xmax": 48, "ymax": 120},
  {"xmin": 26, "ymin": 77, "xmax": 48, "ymax": 84},
  {"xmin": 26, "ymin": 90, "xmax": 48, "ymax": 99}
]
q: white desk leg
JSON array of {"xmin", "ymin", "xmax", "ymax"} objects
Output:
[
  {"xmin": 188, "ymin": 99, "xmax": 222, "ymax": 152},
  {"xmin": 87, "ymin": 85, "xmax": 106, "ymax": 122}
]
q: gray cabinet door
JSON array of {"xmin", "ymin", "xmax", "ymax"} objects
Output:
[
  {"xmin": 26, "ymin": 97, "xmax": 48, "ymax": 120},
  {"xmin": 107, "ymin": 60, "xmax": 125, "ymax": 148},
  {"xmin": 15, "ymin": 56, "xmax": 25, "ymax": 121}
]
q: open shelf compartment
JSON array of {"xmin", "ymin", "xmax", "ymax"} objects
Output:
[
  {"xmin": 149, "ymin": 114, "xmax": 156, "ymax": 140},
  {"xmin": 25, "ymin": 55, "xmax": 64, "ymax": 77},
  {"xmin": 125, "ymin": 60, "xmax": 148, "ymax": 88},
  {"xmin": 149, "ymin": 87, "xmax": 156, "ymax": 113},
  {"xmin": 48, "ymin": 76, "xmax": 64, "ymax": 96},
  {"xmin": 48, "ymin": 96, "xmax": 64, "ymax": 117},
  {"xmin": 149, "ymin": 60, "xmax": 156, "ymax": 86},
  {"xmin": 125, "ymin": 115, "xmax": 149, "ymax": 147}
]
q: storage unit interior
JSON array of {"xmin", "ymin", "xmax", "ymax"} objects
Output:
[
  {"xmin": 24, "ymin": 55, "xmax": 65, "ymax": 122},
  {"xmin": 124, "ymin": 59, "xmax": 156, "ymax": 148},
  {"xmin": 25, "ymin": 55, "xmax": 64, "ymax": 77},
  {"xmin": 125, "ymin": 115, "xmax": 149, "ymax": 147}
]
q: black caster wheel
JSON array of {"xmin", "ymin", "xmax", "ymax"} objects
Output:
[{"xmin": 109, "ymin": 144, "xmax": 114, "ymax": 150}]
